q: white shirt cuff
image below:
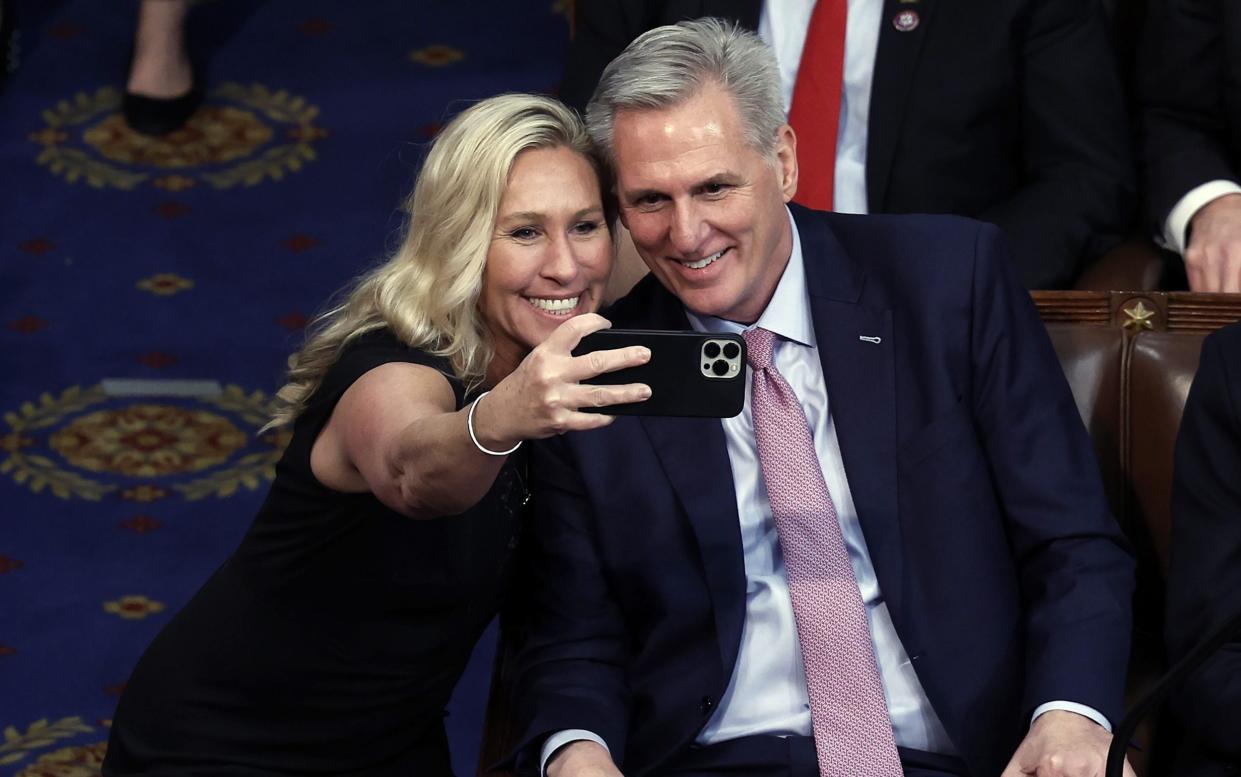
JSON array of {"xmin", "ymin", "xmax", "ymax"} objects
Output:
[
  {"xmin": 1163, "ymin": 180, "xmax": 1241, "ymax": 255},
  {"xmin": 1031, "ymin": 701, "xmax": 1112, "ymax": 733},
  {"xmin": 540, "ymin": 730, "xmax": 610, "ymax": 776}
]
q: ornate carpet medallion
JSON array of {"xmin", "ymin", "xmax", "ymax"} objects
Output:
[
  {"xmin": 28, "ymin": 82, "xmax": 328, "ymax": 190},
  {"xmin": 12, "ymin": 741, "xmax": 108, "ymax": 776},
  {"xmin": 84, "ymin": 107, "xmax": 273, "ymax": 167},
  {"xmin": 0, "ymin": 385, "xmax": 291, "ymax": 501},
  {"xmin": 50, "ymin": 405, "xmax": 246, "ymax": 477},
  {"xmin": 0, "ymin": 718, "xmax": 98, "ymax": 772}
]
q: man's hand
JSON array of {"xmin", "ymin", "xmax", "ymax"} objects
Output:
[
  {"xmin": 1001, "ymin": 709, "xmax": 1135, "ymax": 777},
  {"xmin": 546, "ymin": 740, "xmax": 624, "ymax": 777},
  {"xmin": 1186, "ymin": 193, "xmax": 1241, "ymax": 292}
]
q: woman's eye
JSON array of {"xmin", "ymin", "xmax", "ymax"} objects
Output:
[
  {"xmin": 573, "ymin": 220, "xmax": 600, "ymax": 235},
  {"xmin": 510, "ymin": 227, "xmax": 539, "ymax": 240}
]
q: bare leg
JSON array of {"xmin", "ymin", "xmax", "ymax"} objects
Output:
[{"xmin": 127, "ymin": 0, "xmax": 191, "ymax": 98}]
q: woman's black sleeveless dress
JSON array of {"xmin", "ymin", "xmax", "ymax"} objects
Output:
[{"xmin": 103, "ymin": 329, "xmax": 526, "ymax": 776}]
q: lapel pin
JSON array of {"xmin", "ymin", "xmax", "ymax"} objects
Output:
[
  {"xmin": 859, "ymin": 335, "xmax": 882, "ymax": 344},
  {"xmin": 893, "ymin": 10, "xmax": 920, "ymax": 31}
]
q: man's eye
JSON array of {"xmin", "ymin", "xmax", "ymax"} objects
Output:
[
  {"xmin": 635, "ymin": 194, "xmax": 663, "ymax": 207},
  {"xmin": 703, "ymin": 183, "xmax": 729, "ymax": 195}
]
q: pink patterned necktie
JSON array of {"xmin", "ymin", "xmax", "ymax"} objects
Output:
[{"xmin": 743, "ymin": 327, "xmax": 902, "ymax": 777}]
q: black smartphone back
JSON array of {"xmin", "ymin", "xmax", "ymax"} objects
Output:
[{"xmin": 572, "ymin": 329, "xmax": 746, "ymax": 418}]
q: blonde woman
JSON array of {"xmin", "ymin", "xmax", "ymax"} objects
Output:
[{"xmin": 103, "ymin": 94, "xmax": 649, "ymax": 776}]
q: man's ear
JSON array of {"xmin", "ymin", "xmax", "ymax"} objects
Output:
[{"xmin": 776, "ymin": 124, "xmax": 798, "ymax": 203}]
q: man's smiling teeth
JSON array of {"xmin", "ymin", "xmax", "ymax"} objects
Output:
[
  {"xmin": 681, "ymin": 249, "xmax": 726, "ymax": 270},
  {"xmin": 526, "ymin": 296, "xmax": 580, "ymax": 315}
]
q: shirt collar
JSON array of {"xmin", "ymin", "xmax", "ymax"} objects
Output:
[{"xmin": 684, "ymin": 207, "xmax": 816, "ymax": 348}]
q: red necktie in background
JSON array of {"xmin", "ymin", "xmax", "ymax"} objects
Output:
[{"xmin": 789, "ymin": 0, "xmax": 847, "ymax": 211}]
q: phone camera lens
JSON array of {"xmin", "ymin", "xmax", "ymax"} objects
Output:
[
  {"xmin": 703, "ymin": 342, "xmax": 721, "ymax": 358},
  {"xmin": 723, "ymin": 342, "xmax": 740, "ymax": 359},
  {"xmin": 712, "ymin": 359, "xmax": 730, "ymax": 376}
]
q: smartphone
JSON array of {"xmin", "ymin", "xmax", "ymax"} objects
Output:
[{"xmin": 572, "ymin": 329, "xmax": 746, "ymax": 418}]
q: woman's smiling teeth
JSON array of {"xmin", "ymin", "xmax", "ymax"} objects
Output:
[
  {"xmin": 526, "ymin": 295, "xmax": 580, "ymax": 315},
  {"xmin": 681, "ymin": 248, "xmax": 727, "ymax": 270}
]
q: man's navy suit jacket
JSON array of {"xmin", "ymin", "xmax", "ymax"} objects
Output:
[
  {"xmin": 1166, "ymin": 322, "xmax": 1241, "ymax": 775},
  {"xmin": 1140, "ymin": 0, "xmax": 1241, "ymax": 235},
  {"xmin": 509, "ymin": 206, "xmax": 1135, "ymax": 777}
]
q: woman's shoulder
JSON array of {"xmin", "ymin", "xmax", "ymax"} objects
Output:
[{"xmin": 322, "ymin": 328, "xmax": 465, "ymax": 408}]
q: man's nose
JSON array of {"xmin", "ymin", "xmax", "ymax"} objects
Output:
[{"xmin": 669, "ymin": 200, "xmax": 706, "ymax": 256}]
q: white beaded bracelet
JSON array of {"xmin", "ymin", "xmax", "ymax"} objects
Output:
[{"xmin": 467, "ymin": 390, "xmax": 522, "ymax": 456}]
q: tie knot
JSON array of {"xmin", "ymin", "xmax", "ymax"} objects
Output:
[{"xmin": 743, "ymin": 327, "xmax": 776, "ymax": 370}]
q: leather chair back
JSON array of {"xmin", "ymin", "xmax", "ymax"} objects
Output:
[{"xmin": 1034, "ymin": 291, "xmax": 1241, "ymax": 775}]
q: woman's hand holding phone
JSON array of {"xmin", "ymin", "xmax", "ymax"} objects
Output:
[{"xmin": 473, "ymin": 314, "xmax": 652, "ymax": 447}]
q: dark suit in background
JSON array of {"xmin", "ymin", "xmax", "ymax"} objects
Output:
[
  {"xmin": 1138, "ymin": 0, "xmax": 1241, "ymax": 295},
  {"xmin": 1139, "ymin": 0, "xmax": 1241, "ymax": 239},
  {"xmin": 560, "ymin": 0, "xmax": 1135, "ymax": 289},
  {"xmin": 1166, "ymin": 322, "xmax": 1241, "ymax": 776},
  {"xmin": 510, "ymin": 206, "xmax": 1135, "ymax": 777}
]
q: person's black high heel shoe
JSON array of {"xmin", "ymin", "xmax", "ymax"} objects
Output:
[
  {"xmin": 123, "ymin": 83, "xmax": 201, "ymax": 136},
  {"xmin": 123, "ymin": 0, "xmax": 197, "ymax": 136}
]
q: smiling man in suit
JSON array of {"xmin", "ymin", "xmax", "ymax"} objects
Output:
[
  {"xmin": 558, "ymin": 0, "xmax": 1134, "ymax": 290},
  {"xmin": 508, "ymin": 19, "xmax": 1136, "ymax": 777}
]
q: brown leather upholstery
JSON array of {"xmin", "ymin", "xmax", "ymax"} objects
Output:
[
  {"xmin": 1031, "ymin": 291, "xmax": 1241, "ymax": 569},
  {"xmin": 1074, "ymin": 239, "xmax": 1167, "ymax": 293},
  {"xmin": 1127, "ymin": 333, "xmax": 1205, "ymax": 576},
  {"xmin": 1045, "ymin": 324, "xmax": 1126, "ymax": 512},
  {"xmin": 1121, "ymin": 333, "xmax": 1206, "ymax": 776},
  {"xmin": 1046, "ymin": 323, "xmax": 1204, "ymax": 577},
  {"xmin": 1032, "ymin": 291, "xmax": 1241, "ymax": 776}
]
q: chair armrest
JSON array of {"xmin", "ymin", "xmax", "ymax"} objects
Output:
[{"xmin": 1075, "ymin": 239, "xmax": 1166, "ymax": 292}]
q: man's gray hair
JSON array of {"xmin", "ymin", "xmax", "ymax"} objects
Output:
[{"xmin": 584, "ymin": 17, "xmax": 785, "ymax": 164}]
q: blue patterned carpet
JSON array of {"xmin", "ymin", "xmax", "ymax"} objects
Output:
[{"xmin": 0, "ymin": 1, "xmax": 569, "ymax": 773}]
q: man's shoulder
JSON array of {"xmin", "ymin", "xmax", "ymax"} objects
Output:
[
  {"xmin": 812, "ymin": 209, "xmax": 989, "ymax": 257},
  {"xmin": 1204, "ymin": 320, "xmax": 1241, "ymax": 357},
  {"xmin": 797, "ymin": 208, "xmax": 1006, "ymax": 295},
  {"xmin": 1198, "ymin": 321, "xmax": 1241, "ymax": 392}
]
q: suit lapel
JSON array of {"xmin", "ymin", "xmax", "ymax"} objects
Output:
[
  {"xmin": 793, "ymin": 205, "xmax": 905, "ymax": 623},
  {"xmin": 621, "ymin": 280, "xmax": 748, "ymax": 673},
  {"xmin": 866, "ymin": 0, "xmax": 937, "ymax": 211},
  {"xmin": 641, "ymin": 415, "xmax": 748, "ymax": 672}
]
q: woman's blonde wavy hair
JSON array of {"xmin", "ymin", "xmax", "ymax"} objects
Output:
[{"xmin": 265, "ymin": 93, "xmax": 611, "ymax": 429}]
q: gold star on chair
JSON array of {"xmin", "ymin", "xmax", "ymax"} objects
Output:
[{"xmin": 1121, "ymin": 299, "xmax": 1158, "ymax": 332}]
